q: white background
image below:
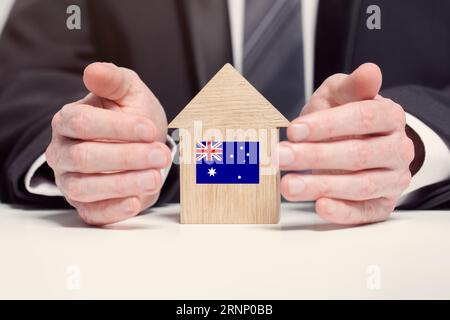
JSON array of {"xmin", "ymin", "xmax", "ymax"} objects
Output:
[{"xmin": 1, "ymin": 202, "xmax": 450, "ymax": 299}]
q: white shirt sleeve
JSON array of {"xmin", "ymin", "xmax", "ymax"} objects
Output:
[
  {"xmin": 24, "ymin": 153, "xmax": 62, "ymax": 196},
  {"xmin": 24, "ymin": 135, "xmax": 178, "ymax": 197},
  {"xmin": 397, "ymin": 112, "xmax": 450, "ymax": 205}
]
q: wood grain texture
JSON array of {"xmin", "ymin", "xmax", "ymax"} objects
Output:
[
  {"xmin": 169, "ymin": 63, "xmax": 288, "ymax": 224},
  {"xmin": 168, "ymin": 63, "xmax": 289, "ymax": 129},
  {"xmin": 179, "ymin": 128, "xmax": 280, "ymax": 224}
]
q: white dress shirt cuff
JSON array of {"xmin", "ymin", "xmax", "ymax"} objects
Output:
[{"xmin": 397, "ymin": 112, "xmax": 450, "ymax": 205}]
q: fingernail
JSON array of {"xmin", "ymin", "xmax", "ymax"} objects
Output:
[
  {"xmin": 289, "ymin": 123, "xmax": 310, "ymax": 141},
  {"xmin": 139, "ymin": 171, "xmax": 156, "ymax": 192},
  {"xmin": 278, "ymin": 145, "xmax": 295, "ymax": 166},
  {"xmin": 288, "ymin": 178, "xmax": 305, "ymax": 196},
  {"xmin": 135, "ymin": 124, "xmax": 152, "ymax": 140},
  {"xmin": 149, "ymin": 149, "xmax": 167, "ymax": 167}
]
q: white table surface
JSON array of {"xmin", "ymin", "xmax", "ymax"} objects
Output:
[{"xmin": 0, "ymin": 202, "xmax": 449, "ymax": 299}]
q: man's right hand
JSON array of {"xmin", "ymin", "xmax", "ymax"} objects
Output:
[{"xmin": 46, "ymin": 62, "xmax": 172, "ymax": 226}]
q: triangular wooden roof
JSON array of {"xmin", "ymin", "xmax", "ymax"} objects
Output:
[{"xmin": 168, "ymin": 64, "xmax": 289, "ymax": 128}]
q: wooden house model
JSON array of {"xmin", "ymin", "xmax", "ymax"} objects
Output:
[{"xmin": 168, "ymin": 64, "xmax": 289, "ymax": 224}]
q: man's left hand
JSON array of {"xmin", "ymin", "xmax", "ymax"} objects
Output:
[{"xmin": 279, "ymin": 63, "xmax": 415, "ymax": 225}]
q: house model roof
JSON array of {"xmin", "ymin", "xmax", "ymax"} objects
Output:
[{"xmin": 168, "ymin": 64, "xmax": 290, "ymax": 128}]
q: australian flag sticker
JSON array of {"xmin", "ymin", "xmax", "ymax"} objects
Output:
[{"xmin": 196, "ymin": 141, "xmax": 259, "ymax": 184}]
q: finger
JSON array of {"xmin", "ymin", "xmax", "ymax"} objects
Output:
[
  {"xmin": 52, "ymin": 140, "xmax": 171, "ymax": 174},
  {"xmin": 278, "ymin": 134, "xmax": 414, "ymax": 171},
  {"xmin": 303, "ymin": 63, "xmax": 382, "ymax": 114},
  {"xmin": 329, "ymin": 63, "xmax": 382, "ymax": 104},
  {"xmin": 83, "ymin": 62, "xmax": 134, "ymax": 102},
  {"xmin": 280, "ymin": 170, "xmax": 411, "ymax": 202},
  {"xmin": 55, "ymin": 104, "xmax": 156, "ymax": 141},
  {"xmin": 315, "ymin": 197, "xmax": 396, "ymax": 225},
  {"xmin": 288, "ymin": 98, "xmax": 406, "ymax": 142},
  {"xmin": 74, "ymin": 196, "xmax": 142, "ymax": 226},
  {"xmin": 59, "ymin": 169, "xmax": 162, "ymax": 203}
]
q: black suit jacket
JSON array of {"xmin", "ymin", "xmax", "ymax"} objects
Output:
[{"xmin": 0, "ymin": 0, "xmax": 449, "ymax": 209}]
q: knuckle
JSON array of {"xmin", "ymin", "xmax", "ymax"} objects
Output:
[
  {"xmin": 308, "ymin": 145, "xmax": 321, "ymax": 168},
  {"xmin": 45, "ymin": 145, "xmax": 54, "ymax": 168},
  {"xmin": 152, "ymin": 170, "xmax": 163, "ymax": 190},
  {"xmin": 351, "ymin": 140, "xmax": 370, "ymax": 170},
  {"xmin": 67, "ymin": 111, "xmax": 87, "ymax": 138},
  {"xmin": 120, "ymin": 67, "xmax": 140, "ymax": 88},
  {"xmin": 133, "ymin": 170, "xmax": 161, "ymax": 195},
  {"xmin": 63, "ymin": 196, "xmax": 77, "ymax": 209},
  {"xmin": 118, "ymin": 67, "xmax": 140, "ymax": 81},
  {"xmin": 77, "ymin": 206, "xmax": 100, "ymax": 226},
  {"xmin": 111, "ymin": 117, "xmax": 124, "ymax": 139},
  {"xmin": 280, "ymin": 176, "xmax": 294, "ymax": 200},
  {"xmin": 316, "ymin": 178, "xmax": 331, "ymax": 198},
  {"xmin": 324, "ymin": 73, "xmax": 346, "ymax": 87},
  {"xmin": 62, "ymin": 174, "xmax": 84, "ymax": 201},
  {"xmin": 320, "ymin": 112, "xmax": 335, "ymax": 137},
  {"xmin": 384, "ymin": 198, "xmax": 397, "ymax": 214},
  {"xmin": 377, "ymin": 199, "xmax": 395, "ymax": 222},
  {"xmin": 112, "ymin": 176, "xmax": 127, "ymax": 195},
  {"xmin": 399, "ymin": 170, "xmax": 412, "ymax": 190},
  {"xmin": 68, "ymin": 143, "xmax": 89, "ymax": 171},
  {"xmin": 77, "ymin": 205, "xmax": 92, "ymax": 224},
  {"xmin": 45, "ymin": 145, "xmax": 51, "ymax": 158},
  {"xmin": 125, "ymin": 68, "xmax": 139, "ymax": 79},
  {"xmin": 380, "ymin": 209, "xmax": 392, "ymax": 222},
  {"xmin": 358, "ymin": 104, "xmax": 376, "ymax": 131},
  {"xmin": 54, "ymin": 174, "xmax": 63, "ymax": 191},
  {"xmin": 124, "ymin": 197, "xmax": 141, "ymax": 216},
  {"xmin": 316, "ymin": 198, "xmax": 331, "ymax": 217},
  {"xmin": 146, "ymin": 193, "xmax": 160, "ymax": 208},
  {"xmin": 389, "ymin": 101, "xmax": 406, "ymax": 128},
  {"xmin": 121, "ymin": 145, "xmax": 136, "ymax": 168},
  {"xmin": 59, "ymin": 103, "xmax": 72, "ymax": 117},
  {"xmin": 400, "ymin": 136, "xmax": 415, "ymax": 165},
  {"xmin": 51, "ymin": 111, "xmax": 61, "ymax": 131},
  {"xmin": 360, "ymin": 201, "xmax": 378, "ymax": 223},
  {"xmin": 339, "ymin": 206, "xmax": 353, "ymax": 223},
  {"xmin": 359, "ymin": 174, "xmax": 377, "ymax": 199}
]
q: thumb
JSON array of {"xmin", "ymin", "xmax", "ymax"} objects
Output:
[
  {"xmin": 83, "ymin": 62, "xmax": 132, "ymax": 102},
  {"xmin": 332, "ymin": 63, "xmax": 382, "ymax": 104}
]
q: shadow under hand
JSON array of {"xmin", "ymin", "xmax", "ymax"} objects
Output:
[
  {"xmin": 279, "ymin": 216, "xmax": 400, "ymax": 232},
  {"xmin": 39, "ymin": 211, "xmax": 152, "ymax": 230},
  {"xmin": 280, "ymin": 223, "xmax": 362, "ymax": 232},
  {"xmin": 40, "ymin": 211, "xmax": 90, "ymax": 228},
  {"xmin": 140, "ymin": 204, "xmax": 180, "ymax": 223},
  {"xmin": 154, "ymin": 212, "xmax": 180, "ymax": 223}
]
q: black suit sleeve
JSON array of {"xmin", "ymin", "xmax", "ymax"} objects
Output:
[
  {"xmin": 0, "ymin": 0, "xmax": 181, "ymax": 207},
  {"xmin": 382, "ymin": 85, "xmax": 450, "ymax": 210},
  {"xmin": 0, "ymin": 0, "xmax": 93, "ymax": 206}
]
